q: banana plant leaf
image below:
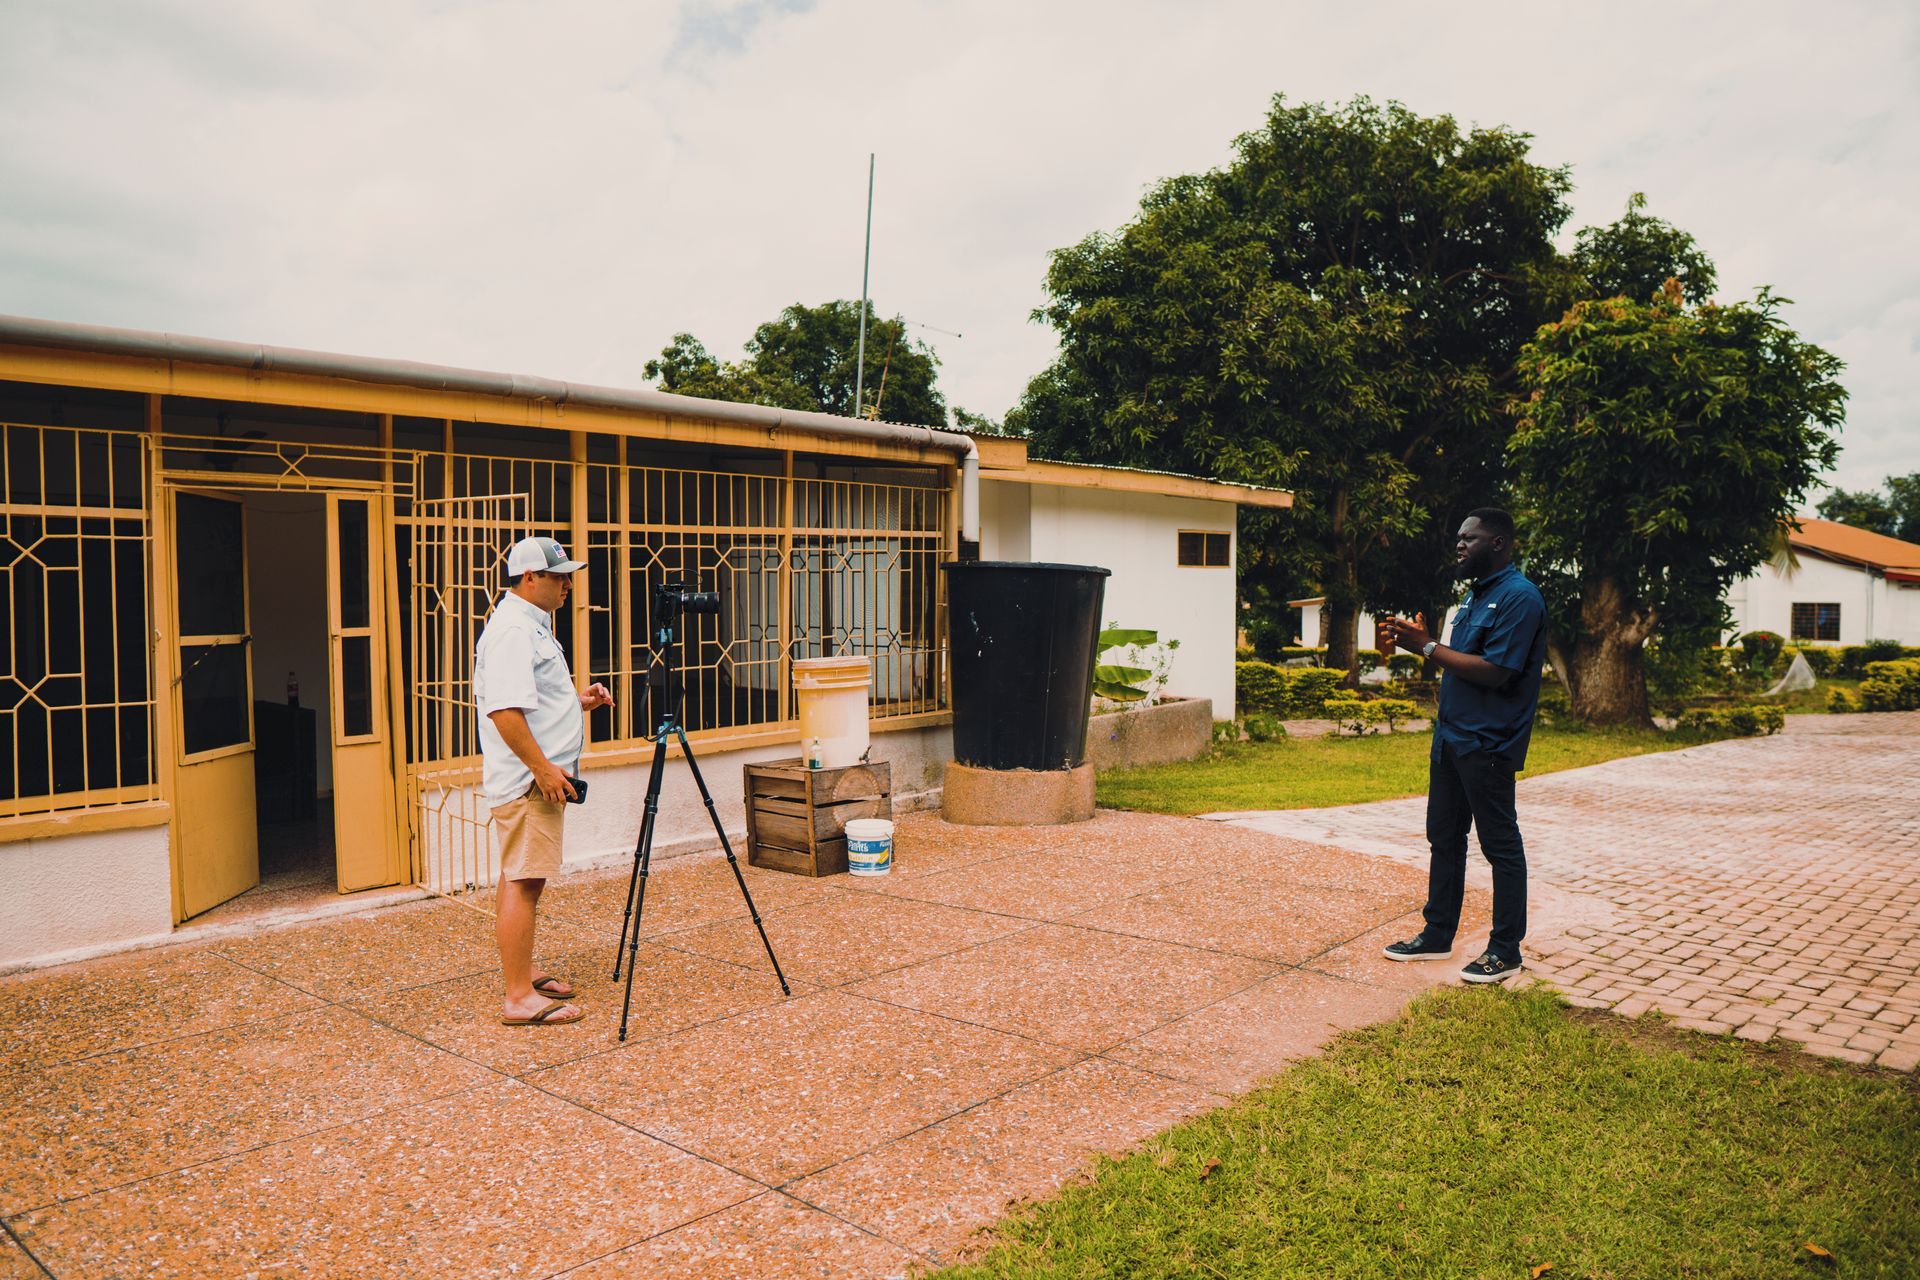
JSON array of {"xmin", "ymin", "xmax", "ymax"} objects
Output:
[{"xmin": 1098, "ymin": 628, "xmax": 1158, "ymax": 648}]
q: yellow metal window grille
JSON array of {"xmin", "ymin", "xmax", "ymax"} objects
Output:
[
  {"xmin": 403, "ymin": 492, "xmax": 528, "ymax": 894},
  {"xmin": 788, "ymin": 476, "xmax": 947, "ymax": 720},
  {"xmin": 153, "ymin": 432, "xmax": 413, "ymax": 495},
  {"xmin": 394, "ymin": 435, "xmax": 949, "ymax": 897},
  {"xmin": 0, "ymin": 423, "xmax": 156, "ymax": 819}
]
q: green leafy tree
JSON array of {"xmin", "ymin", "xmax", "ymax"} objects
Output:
[
  {"xmin": 1008, "ymin": 96, "xmax": 1573, "ymax": 681},
  {"xmin": 1571, "ymin": 192, "xmax": 1717, "ymax": 305},
  {"xmin": 1509, "ymin": 281, "xmax": 1847, "ymax": 725},
  {"xmin": 1818, "ymin": 472, "xmax": 1920, "ymax": 542},
  {"xmin": 1363, "ymin": 194, "xmax": 1719, "ymax": 642},
  {"xmin": 644, "ymin": 301, "xmax": 948, "ymax": 427}
]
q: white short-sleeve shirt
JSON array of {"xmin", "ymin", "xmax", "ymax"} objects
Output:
[{"xmin": 474, "ymin": 591, "xmax": 584, "ymax": 807}]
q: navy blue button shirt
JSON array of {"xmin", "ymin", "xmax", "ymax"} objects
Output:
[{"xmin": 1433, "ymin": 563, "xmax": 1549, "ymax": 768}]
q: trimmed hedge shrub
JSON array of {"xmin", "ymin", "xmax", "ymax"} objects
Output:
[
  {"xmin": 1785, "ymin": 645, "xmax": 1840, "ymax": 677},
  {"xmin": 1827, "ymin": 687, "xmax": 1859, "ymax": 713},
  {"xmin": 1236, "ymin": 661, "xmax": 1349, "ymax": 717},
  {"xmin": 1859, "ymin": 658, "xmax": 1920, "ymax": 712},
  {"xmin": 1387, "ymin": 653, "xmax": 1423, "ymax": 677},
  {"xmin": 1681, "ymin": 704, "xmax": 1786, "ymax": 737},
  {"xmin": 1835, "ymin": 640, "xmax": 1911, "ymax": 678},
  {"xmin": 1371, "ymin": 698, "xmax": 1421, "ymax": 729}
]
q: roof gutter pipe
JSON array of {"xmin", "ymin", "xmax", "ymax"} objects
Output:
[{"xmin": 0, "ymin": 313, "xmax": 981, "ymax": 547}]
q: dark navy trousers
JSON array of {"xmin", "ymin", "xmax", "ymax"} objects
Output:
[{"xmin": 1422, "ymin": 738, "xmax": 1528, "ymax": 963}]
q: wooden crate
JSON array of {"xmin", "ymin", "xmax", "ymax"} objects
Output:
[{"xmin": 743, "ymin": 759, "xmax": 892, "ymax": 877}]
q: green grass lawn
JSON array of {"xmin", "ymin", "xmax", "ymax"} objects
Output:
[
  {"xmin": 1097, "ymin": 724, "xmax": 1691, "ymax": 815},
  {"xmin": 932, "ymin": 987, "xmax": 1920, "ymax": 1280}
]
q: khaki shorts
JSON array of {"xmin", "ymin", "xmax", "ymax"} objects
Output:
[{"xmin": 494, "ymin": 789, "xmax": 566, "ymax": 882}]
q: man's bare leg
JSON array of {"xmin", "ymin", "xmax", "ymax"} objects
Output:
[{"xmin": 498, "ymin": 877, "xmax": 577, "ymax": 1020}]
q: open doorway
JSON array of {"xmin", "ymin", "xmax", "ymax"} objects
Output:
[
  {"xmin": 177, "ymin": 481, "xmax": 407, "ymax": 925},
  {"xmin": 243, "ymin": 491, "xmax": 335, "ymax": 902}
]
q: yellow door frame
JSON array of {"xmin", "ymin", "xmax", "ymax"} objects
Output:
[
  {"xmin": 163, "ymin": 486, "xmax": 260, "ymax": 919},
  {"xmin": 154, "ymin": 469, "xmax": 410, "ymax": 917}
]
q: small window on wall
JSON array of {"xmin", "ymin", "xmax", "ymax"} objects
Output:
[
  {"xmin": 1791, "ymin": 602, "xmax": 1841, "ymax": 642},
  {"xmin": 1178, "ymin": 530, "xmax": 1231, "ymax": 567}
]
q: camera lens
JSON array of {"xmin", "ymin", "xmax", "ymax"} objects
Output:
[{"xmin": 683, "ymin": 591, "xmax": 721, "ymax": 615}]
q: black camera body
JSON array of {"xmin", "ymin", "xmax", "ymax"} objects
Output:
[{"xmin": 653, "ymin": 576, "xmax": 720, "ymax": 624}]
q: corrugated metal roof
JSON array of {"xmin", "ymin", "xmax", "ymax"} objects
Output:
[{"xmin": 1789, "ymin": 518, "xmax": 1920, "ymax": 573}]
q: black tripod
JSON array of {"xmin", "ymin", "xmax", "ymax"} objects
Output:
[{"xmin": 613, "ymin": 581, "xmax": 790, "ymax": 1041}]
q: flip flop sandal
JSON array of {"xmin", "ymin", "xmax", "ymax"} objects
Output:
[
  {"xmin": 531, "ymin": 977, "xmax": 575, "ymax": 999},
  {"xmin": 501, "ymin": 999, "xmax": 585, "ymax": 1027}
]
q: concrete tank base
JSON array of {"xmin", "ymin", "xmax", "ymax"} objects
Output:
[{"xmin": 940, "ymin": 761, "xmax": 1096, "ymax": 826}]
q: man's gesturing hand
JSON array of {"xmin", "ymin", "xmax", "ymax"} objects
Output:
[
  {"xmin": 579, "ymin": 683, "xmax": 615, "ymax": 712},
  {"xmin": 1380, "ymin": 616, "xmax": 1434, "ymax": 653}
]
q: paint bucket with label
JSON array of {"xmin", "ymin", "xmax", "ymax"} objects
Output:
[{"xmin": 844, "ymin": 817, "xmax": 894, "ymax": 876}]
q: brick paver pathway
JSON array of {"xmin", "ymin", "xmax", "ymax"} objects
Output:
[{"xmin": 1210, "ymin": 712, "xmax": 1920, "ymax": 1070}]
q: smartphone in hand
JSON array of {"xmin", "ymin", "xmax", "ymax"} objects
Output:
[{"xmin": 564, "ymin": 775, "xmax": 588, "ymax": 804}]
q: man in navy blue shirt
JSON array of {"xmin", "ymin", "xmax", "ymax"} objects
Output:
[{"xmin": 1378, "ymin": 508, "xmax": 1548, "ymax": 983}]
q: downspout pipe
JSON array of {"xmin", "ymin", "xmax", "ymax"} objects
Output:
[{"xmin": 0, "ymin": 313, "xmax": 982, "ymax": 549}]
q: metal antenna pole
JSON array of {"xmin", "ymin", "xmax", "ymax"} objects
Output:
[{"xmin": 853, "ymin": 153, "xmax": 874, "ymax": 418}]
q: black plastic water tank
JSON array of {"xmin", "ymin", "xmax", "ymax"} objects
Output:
[{"xmin": 941, "ymin": 561, "xmax": 1110, "ymax": 771}]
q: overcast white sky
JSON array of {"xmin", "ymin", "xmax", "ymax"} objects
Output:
[{"xmin": 2, "ymin": 1, "xmax": 1914, "ymax": 494}]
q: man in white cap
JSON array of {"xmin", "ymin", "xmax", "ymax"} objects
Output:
[{"xmin": 475, "ymin": 536, "xmax": 614, "ymax": 1026}]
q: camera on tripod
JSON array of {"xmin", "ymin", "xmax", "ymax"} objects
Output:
[
  {"xmin": 617, "ymin": 571, "xmax": 789, "ymax": 1037},
  {"xmin": 652, "ymin": 576, "xmax": 720, "ymax": 630}
]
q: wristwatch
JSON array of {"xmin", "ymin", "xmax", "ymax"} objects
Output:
[{"xmin": 1421, "ymin": 640, "xmax": 1439, "ymax": 658}]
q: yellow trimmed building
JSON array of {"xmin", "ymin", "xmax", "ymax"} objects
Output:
[{"xmin": 0, "ymin": 315, "xmax": 1288, "ymax": 968}]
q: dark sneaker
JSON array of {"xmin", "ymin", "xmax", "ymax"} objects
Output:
[
  {"xmin": 1460, "ymin": 952, "xmax": 1523, "ymax": 984},
  {"xmin": 1382, "ymin": 935, "xmax": 1453, "ymax": 962}
]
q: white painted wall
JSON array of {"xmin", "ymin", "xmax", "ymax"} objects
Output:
[
  {"xmin": 984, "ymin": 483, "xmax": 1238, "ymax": 719},
  {"xmin": 978, "ymin": 478, "xmax": 1031, "ymax": 562},
  {"xmin": 1725, "ymin": 555, "xmax": 1920, "ymax": 646},
  {"xmin": 0, "ymin": 823, "xmax": 174, "ymax": 969}
]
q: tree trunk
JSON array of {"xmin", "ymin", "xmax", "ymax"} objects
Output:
[
  {"xmin": 1324, "ymin": 594, "xmax": 1361, "ymax": 685},
  {"xmin": 1563, "ymin": 574, "xmax": 1657, "ymax": 727},
  {"xmin": 1322, "ymin": 536, "xmax": 1365, "ymax": 686},
  {"xmin": 1322, "ymin": 487, "xmax": 1362, "ymax": 688}
]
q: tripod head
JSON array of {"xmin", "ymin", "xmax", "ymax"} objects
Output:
[{"xmin": 646, "ymin": 576, "xmax": 721, "ymax": 737}]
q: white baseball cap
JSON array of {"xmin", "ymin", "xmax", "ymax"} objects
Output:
[{"xmin": 506, "ymin": 536, "xmax": 586, "ymax": 577}]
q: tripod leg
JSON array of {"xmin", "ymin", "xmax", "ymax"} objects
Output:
[
  {"xmin": 612, "ymin": 794, "xmax": 652, "ymax": 981},
  {"xmin": 617, "ymin": 735, "xmax": 670, "ymax": 1041},
  {"xmin": 677, "ymin": 728, "xmax": 791, "ymax": 996}
]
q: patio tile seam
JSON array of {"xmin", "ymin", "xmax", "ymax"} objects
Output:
[
  {"xmin": 535, "ymin": 1188, "xmax": 934, "ymax": 1280},
  {"xmin": 214, "ymin": 948, "xmax": 510, "ymax": 1007},
  {"xmin": 644, "ymin": 914, "xmax": 1054, "ymax": 991},
  {"xmin": 1, "ymin": 1076, "xmax": 511, "ymax": 1221},
  {"xmin": 1041, "ymin": 900, "xmax": 1424, "ymax": 970},
  {"xmin": 502, "ymin": 1070, "xmax": 796, "ymax": 1198},
  {"xmin": 836, "ymin": 954, "xmax": 1288, "ymax": 1062},
  {"xmin": 0, "ymin": 1217, "xmax": 53, "ymax": 1280},
  {"xmin": 539, "ymin": 885, "xmax": 860, "ymax": 945},
  {"xmin": 0, "ymin": 986, "xmax": 442, "ymax": 1089},
  {"xmin": 760, "ymin": 1050, "xmax": 1112, "ymax": 1194},
  {"xmin": 850, "ymin": 860, "xmax": 1234, "ymax": 922}
]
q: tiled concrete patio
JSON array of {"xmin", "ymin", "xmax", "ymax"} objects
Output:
[{"xmin": 0, "ymin": 810, "xmax": 1473, "ymax": 1279}]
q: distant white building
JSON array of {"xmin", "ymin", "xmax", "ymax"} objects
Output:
[
  {"xmin": 982, "ymin": 458, "xmax": 1291, "ymax": 719},
  {"xmin": 1289, "ymin": 598, "xmax": 1389, "ymax": 653},
  {"xmin": 1725, "ymin": 519, "xmax": 1920, "ymax": 646}
]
